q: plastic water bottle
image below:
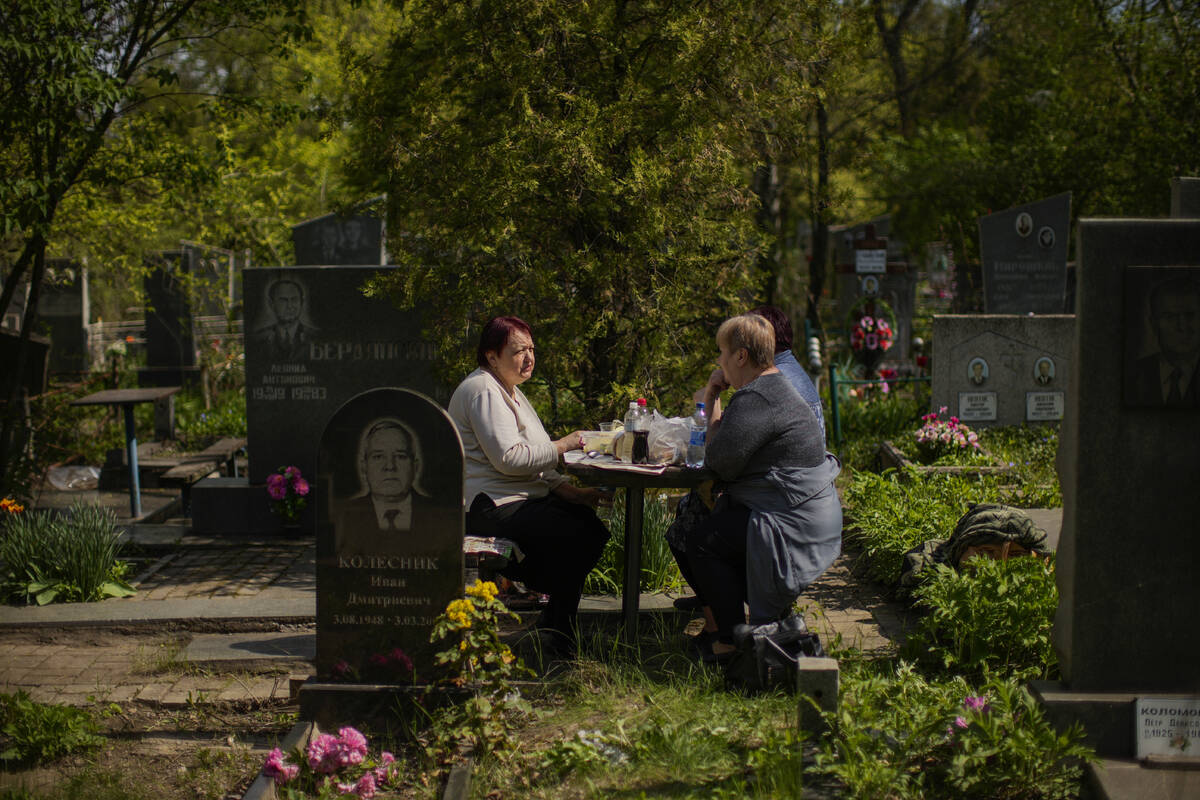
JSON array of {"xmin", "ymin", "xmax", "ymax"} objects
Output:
[{"xmin": 686, "ymin": 402, "xmax": 707, "ymax": 467}]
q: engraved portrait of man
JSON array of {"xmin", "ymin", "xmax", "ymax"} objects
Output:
[
  {"xmin": 334, "ymin": 418, "xmax": 446, "ymax": 555},
  {"xmin": 253, "ymin": 278, "xmax": 317, "ymax": 362},
  {"xmin": 1125, "ymin": 273, "xmax": 1200, "ymax": 407}
]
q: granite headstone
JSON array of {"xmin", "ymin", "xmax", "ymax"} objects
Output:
[
  {"xmin": 979, "ymin": 192, "xmax": 1071, "ymax": 314},
  {"xmin": 315, "ymin": 388, "xmax": 464, "ymax": 682},
  {"xmin": 243, "ymin": 266, "xmax": 447, "ymax": 485},
  {"xmin": 1056, "ymin": 217, "xmax": 1200, "ymax": 694},
  {"xmin": 139, "ymin": 251, "xmax": 200, "ymax": 387},
  {"xmin": 931, "ymin": 315, "xmax": 1075, "ymax": 427},
  {"xmin": 1170, "ymin": 177, "xmax": 1200, "ymax": 219},
  {"xmin": 0, "ymin": 327, "xmax": 49, "ymax": 397},
  {"xmin": 292, "ymin": 203, "xmax": 385, "ymax": 266},
  {"xmin": 38, "ymin": 259, "xmax": 89, "ymax": 373}
]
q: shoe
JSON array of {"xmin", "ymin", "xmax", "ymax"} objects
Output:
[
  {"xmin": 672, "ymin": 595, "xmax": 705, "ymax": 612},
  {"xmin": 687, "ymin": 630, "xmax": 721, "ymax": 664}
]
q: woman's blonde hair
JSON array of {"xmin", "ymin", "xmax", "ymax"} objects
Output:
[{"xmin": 717, "ymin": 314, "xmax": 775, "ymax": 368}]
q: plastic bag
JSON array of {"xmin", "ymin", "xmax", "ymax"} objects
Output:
[
  {"xmin": 46, "ymin": 465, "xmax": 101, "ymax": 491},
  {"xmin": 648, "ymin": 411, "xmax": 690, "ymax": 465}
]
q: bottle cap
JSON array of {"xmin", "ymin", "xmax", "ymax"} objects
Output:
[
  {"xmin": 637, "ymin": 398, "xmax": 647, "ymax": 407},
  {"xmin": 696, "ymin": 402, "xmax": 705, "ymax": 410}
]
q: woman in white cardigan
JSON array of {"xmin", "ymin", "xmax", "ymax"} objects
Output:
[{"xmin": 447, "ymin": 316, "xmax": 611, "ymax": 655}]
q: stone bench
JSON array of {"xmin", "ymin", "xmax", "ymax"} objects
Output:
[{"xmin": 159, "ymin": 437, "xmax": 248, "ymax": 512}]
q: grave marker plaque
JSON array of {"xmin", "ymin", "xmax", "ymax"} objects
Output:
[
  {"xmin": 315, "ymin": 388, "xmax": 464, "ymax": 681},
  {"xmin": 243, "ymin": 266, "xmax": 447, "ymax": 484},
  {"xmin": 932, "ymin": 315, "xmax": 1074, "ymax": 427},
  {"xmin": 834, "ymin": 217, "xmax": 916, "ymax": 361},
  {"xmin": 979, "ymin": 192, "xmax": 1071, "ymax": 313}
]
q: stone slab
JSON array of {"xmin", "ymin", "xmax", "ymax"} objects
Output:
[
  {"xmin": 1085, "ymin": 758, "xmax": 1200, "ymax": 800},
  {"xmin": 931, "ymin": 315, "xmax": 1075, "ymax": 427},
  {"xmin": 183, "ymin": 631, "xmax": 315, "ymax": 668},
  {"xmin": 190, "ymin": 476, "xmax": 312, "ymax": 536},
  {"xmin": 797, "ymin": 657, "xmax": 838, "ymax": 734},
  {"xmin": 1056, "ymin": 218, "xmax": 1200, "ymax": 693}
]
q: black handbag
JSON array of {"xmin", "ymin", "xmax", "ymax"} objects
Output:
[{"xmin": 724, "ymin": 615, "xmax": 824, "ymax": 694}]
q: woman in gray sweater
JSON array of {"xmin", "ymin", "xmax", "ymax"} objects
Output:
[{"xmin": 689, "ymin": 314, "xmax": 842, "ymax": 662}]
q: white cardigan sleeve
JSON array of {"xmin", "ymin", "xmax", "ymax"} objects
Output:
[{"xmin": 467, "ymin": 382, "xmax": 561, "ymax": 477}]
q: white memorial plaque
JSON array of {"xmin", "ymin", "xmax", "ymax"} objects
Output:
[
  {"xmin": 1135, "ymin": 697, "xmax": 1200, "ymax": 760},
  {"xmin": 855, "ymin": 249, "xmax": 887, "ymax": 274},
  {"xmin": 958, "ymin": 392, "xmax": 997, "ymax": 421},
  {"xmin": 1025, "ymin": 391, "xmax": 1064, "ymax": 421}
]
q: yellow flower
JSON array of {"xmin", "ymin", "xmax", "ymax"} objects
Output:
[
  {"xmin": 0, "ymin": 498, "xmax": 24, "ymax": 514},
  {"xmin": 459, "ymin": 640, "xmax": 469, "ymax": 651},
  {"xmin": 465, "ymin": 579, "xmax": 498, "ymax": 602}
]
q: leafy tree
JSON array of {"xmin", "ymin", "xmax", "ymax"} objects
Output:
[
  {"xmin": 0, "ymin": 0, "xmax": 309, "ymax": 496},
  {"xmin": 343, "ymin": 0, "xmax": 830, "ymax": 428}
]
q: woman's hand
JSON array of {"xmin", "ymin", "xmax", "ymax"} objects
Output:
[
  {"xmin": 553, "ymin": 430, "xmax": 586, "ymax": 456},
  {"xmin": 553, "ymin": 482, "xmax": 614, "ymax": 509}
]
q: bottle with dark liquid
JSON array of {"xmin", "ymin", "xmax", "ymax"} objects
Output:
[{"xmin": 631, "ymin": 397, "xmax": 650, "ymax": 464}]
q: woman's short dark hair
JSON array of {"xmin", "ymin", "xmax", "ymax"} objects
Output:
[
  {"xmin": 476, "ymin": 316, "xmax": 532, "ymax": 368},
  {"xmin": 750, "ymin": 305, "xmax": 792, "ymax": 353}
]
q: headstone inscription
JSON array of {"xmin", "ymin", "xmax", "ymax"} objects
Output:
[
  {"xmin": 243, "ymin": 266, "xmax": 447, "ymax": 485},
  {"xmin": 292, "ymin": 202, "xmax": 385, "ymax": 266},
  {"xmin": 38, "ymin": 259, "xmax": 89, "ymax": 373},
  {"xmin": 833, "ymin": 217, "xmax": 916, "ymax": 361},
  {"xmin": 979, "ymin": 192, "xmax": 1072, "ymax": 314},
  {"xmin": 1047, "ymin": 218, "xmax": 1200, "ymax": 759},
  {"xmin": 315, "ymin": 388, "xmax": 464, "ymax": 683},
  {"xmin": 930, "ymin": 315, "xmax": 1074, "ymax": 427}
]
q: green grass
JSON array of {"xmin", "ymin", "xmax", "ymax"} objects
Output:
[{"xmin": 585, "ymin": 490, "xmax": 684, "ymax": 594}]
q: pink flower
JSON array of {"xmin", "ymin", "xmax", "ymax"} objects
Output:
[
  {"xmin": 369, "ymin": 653, "xmax": 389, "ymax": 667},
  {"xmin": 263, "ymin": 748, "xmax": 297, "ymax": 784},
  {"xmin": 336, "ymin": 781, "xmax": 357, "ymax": 795},
  {"xmin": 284, "ymin": 466, "xmax": 301, "ymax": 480},
  {"xmin": 380, "ymin": 751, "xmax": 395, "ymax": 766},
  {"xmin": 292, "ymin": 477, "xmax": 310, "ymax": 497},
  {"xmin": 307, "ymin": 733, "xmax": 342, "ymax": 773},
  {"xmin": 333, "ymin": 659, "xmax": 352, "ymax": 677},
  {"xmin": 266, "ymin": 473, "xmax": 287, "ymax": 500},
  {"xmin": 337, "ymin": 727, "xmax": 369, "ymax": 766},
  {"xmin": 355, "ymin": 772, "xmax": 378, "ymax": 798},
  {"xmin": 389, "ymin": 648, "xmax": 413, "ymax": 672},
  {"xmin": 963, "ymin": 695, "xmax": 991, "ymax": 712},
  {"xmin": 865, "ymin": 333, "xmax": 878, "ymax": 350},
  {"xmin": 954, "ymin": 716, "xmax": 969, "ymax": 729}
]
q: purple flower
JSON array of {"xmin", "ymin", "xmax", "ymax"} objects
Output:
[
  {"xmin": 963, "ymin": 695, "xmax": 991, "ymax": 713},
  {"xmin": 266, "ymin": 473, "xmax": 287, "ymax": 500},
  {"xmin": 307, "ymin": 733, "xmax": 342, "ymax": 773},
  {"xmin": 292, "ymin": 477, "xmax": 310, "ymax": 497},
  {"xmin": 284, "ymin": 465, "xmax": 301, "ymax": 480},
  {"xmin": 954, "ymin": 716, "xmax": 969, "ymax": 729}
]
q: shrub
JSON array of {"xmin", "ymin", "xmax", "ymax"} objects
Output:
[
  {"xmin": 813, "ymin": 662, "xmax": 1092, "ymax": 799},
  {"xmin": 903, "ymin": 556, "xmax": 1060, "ymax": 680},
  {"xmin": 0, "ymin": 502, "xmax": 135, "ymax": 604},
  {"xmin": 0, "ymin": 690, "xmax": 103, "ymax": 765},
  {"xmin": 843, "ymin": 470, "xmax": 991, "ymax": 587}
]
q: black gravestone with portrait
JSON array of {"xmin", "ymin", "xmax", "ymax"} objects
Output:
[
  {"xmin": 979, "ymin": 192, "xmax": 1072, "ymax": 314},
  {"xmin": 1040, "ymin": 219, "xmax": 1200, "ymax": 767},
  {"xmin": 243, "ymin": 266, "xmax": 447, "ymax": 485},
  {"xmin": 314, "ymin": 388, "xmax": 464, "ymax": 684},
  {"xmin": 38, "ymin": 259, "xmax": 89, "ymax": 374},
  {"xmin": 833, "ymin": 218, "xmax": 916, "ymax": 361},
  {"xmin": 292, "ymin": 206, "xmax": 385, "ymax": 266}
]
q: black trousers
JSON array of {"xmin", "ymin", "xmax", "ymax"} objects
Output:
[
  {"xmin": 686, "ymin": 503, "xmax": 753, "ymax": 644},
  {"xmin": 467, "ymin": 492, "xmax": 609, "ymax": 636}
]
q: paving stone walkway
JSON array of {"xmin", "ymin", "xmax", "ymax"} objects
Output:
[{"xmin": 0, "ymin": 522, "xmax": 908, "ymax": 709}]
